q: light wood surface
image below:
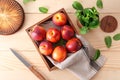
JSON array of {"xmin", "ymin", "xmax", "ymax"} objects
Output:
[{"xmin": 0, "ymin": 0, "xmax": 120, "ymax": 80}]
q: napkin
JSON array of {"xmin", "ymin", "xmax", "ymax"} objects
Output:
[{"xmin": 47, "ymin": 35, "xmax": 106, "ymax": 80}]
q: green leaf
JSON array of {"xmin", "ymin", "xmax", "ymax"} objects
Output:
[
  {"xmin": 93, "ymin": 49, "xmax": 101, "ymax": 61},
  {"xmin": 96, "ymin": 0, "xmax": 103, "ymax": 9},
  {"xmin": 113, "ymin": 33, "xmax": 120, "ymax": 41},
  {"xmin": 83, "ymin": 8, "xmax": 92, "ymax": 17},
  {"xmin": 53, "ymin": 38, "xmax": 66, "ymax": 47},
  {"xmin": 91, "ymin": 7, "xmax": 99, "ymax": 15},
  {"xmin": 39, "ymin": 7, "xmax": 48, "ymax": 13},
  {"xmin": 89, "ymin": 21, "xmax": 99, "ymax": 29},
  {"xmin": 75, "ymin": 10, "xmax": 82, "ymax": 17},
  {"xmin": 23, "ymin": 0, "xmax": 36, "ymax": 4},
  {"xmin": 78, "ymin": 17, "xmax": 85, "ymax": 26},
  {"xmin": 104, "ymin": 36, "xmax": 112, "ymax": 48},
  {"xmin": 89, "ymin": 17, "xmax": 99, "ymax": 29},
  {"xmin": 81, "ymin": 16, "xmax": 89, "ymax": 23},
  {"xmin": 72, "ymin": 1, "xmax": 83, "ymax": 10},
  {"xmin": 80, "ymin": 26, "xmax": 88, "ymax": 34}
]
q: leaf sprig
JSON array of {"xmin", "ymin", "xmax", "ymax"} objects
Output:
[
  {"xmin": 39, "ymin": 7, "xmax": 48, "ymax": 13},
  {"xmin": 23, "ymin": 0, "xmax": 36, "ymax": 4},
  {"xmin": 113, "ymin": 33, "xmax": 120, "ymax": 41},
  {"xmin": 96, "ymin": 0, "xmax": 103, "ymax": 9},
  {"xmin": 104, "ymin": 36, "xmax": 112, "ymax": 48},
  {"xmin": 72, "ymin": 1, "xmax": 83, "ymax": 10},
  {"xmin": 93, "ymin": 49, "xmax": 101, "ymax": 61}
]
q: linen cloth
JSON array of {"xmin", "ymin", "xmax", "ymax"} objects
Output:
[{"xmin": 47, "ymin": 35, "xmax": 106, "ymax": 80}]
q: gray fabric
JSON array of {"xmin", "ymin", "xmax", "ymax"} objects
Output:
[{"xmin": 47, "ymin": 35, "xmax": 106, "ymax": 80}]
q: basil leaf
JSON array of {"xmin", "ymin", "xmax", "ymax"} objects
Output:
[
  {"xmin": 78, "ymin": 17, "xmax": 85, "ymax": 26},
  {"xmin": 72, "ymin": 1, "xmax": 83, "ymax": 10},
  {"xmin": 80, "ymin": 26, "xmax": 88, "ymax": 34},
  {"xmin": 104, "ymin": 36, "xmax": 112, "ymax": 48},
  {"xmin": 93, "ymin": 49, "xmax": 101, "ymax": 61},
  {"xmin": 75, "ymin": 10, "xmax": 82, "ymax": 17},
  {"xmin": 89, "ymin": 18, "xmax": 99, "ymax": 29},
  {"xmin": 83, "ymin": 8, "xmax": 90, "ymax": 15},
  {"xmin": 83, "ymin": 8, "xmax": 93, "ymax": 17},
  {"xmin": 96, "ymin": 0, "xmax": 103, "ymax": 9},
  {"xmin": 81, "ymin": 16, "xmax": 89, "ymax": 23},
  {"xmin": 113, "ymin": 33, "xmax": 120, "ymax": 41},
  {"xmin": 91, "ymin": 7, "xmax": 99, "ymax": 15},
  {"xmin": 23, "ymin": 0, "xmax": 36, "ymax": 4},
  {"xmin": 39, "ymin": 7, "xmax": 48, "ymax": 13}
]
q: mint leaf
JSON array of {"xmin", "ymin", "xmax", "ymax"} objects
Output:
[
  {"xmin": 23, "ymin": 0, "xmax": 36, "ymax": 4},
  {"xmin": 104, "ymin": 36, "xmax": 112, "ymax": 48},
  {"xmin": 96, "ymin": 0, "xmax": 103, "ymax": 9},
  {"xmin": 93, "ymin": 49, "xmax": 101, "ymax": 61},
  {"xmin": 39, "ymin": 7, "xmax": 48, "ymax": 13},
  {"xmin": 113, "ymin": 33, "xmax": 120, "ymax": 41},
  {"xmin": 72, "ymin": 1, "xmax": 83, "ymax": 10}
]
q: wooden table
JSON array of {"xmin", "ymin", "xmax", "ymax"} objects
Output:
[{"xmin": 0, "ymin": 0, "xmax": 120, "ymax": 80}]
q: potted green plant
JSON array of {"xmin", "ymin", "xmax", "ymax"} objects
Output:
[{"xmin": 72, "ymin": 1, "xmax": 100, "ymax": 34}]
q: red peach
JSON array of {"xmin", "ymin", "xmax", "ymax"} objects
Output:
[
  {"xmin": 39, "ymin": 41, "xmax": 53, "ymax": 56},
  {"xmin": 46, "ymin": 28, "xmax": 61, "ymax": 43},
  {"xmin": 52, "ymin": 12, "xmax": 67, "ymax": 26},
  {"xmin": 66, "ymin": 38, "xmax": 82, "ymax": 53},
  {"xmin": 52, "ymin": 46, "xmax": 67, "ymax": 62},
  {"xmin": 61, "ymin": 25, "xmax": 75, "ymax": 40},
  {"xmin": 30, "ymin": 25, "xmax": 46, "ymax": 41}
]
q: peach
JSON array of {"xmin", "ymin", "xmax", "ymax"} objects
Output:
[
  {"xmin": 30, "ymin": 25, "xmax": 46, "ymax": 41},
  {"xmin": 66, "ymin": 38, "xmax": 82, "ymax": 53},
  {"xmin": 39, "ymin": 41, "xmax": 53, "ymax": 56},
  {"xmin": 52, "ymin": 46, "xmax": 67, "ymax": 62},
  {"xmin": 52, "ymin": 12, "xmax": 67, "ymax": 26},
  {"xmin": 46, "ymin": 28, "xmax": 61, "ymax": 43},
  {"xmin": 61, "ymin": 25, "xmax": 75, "ymax": 40}
]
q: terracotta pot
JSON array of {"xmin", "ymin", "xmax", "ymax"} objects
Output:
[{"xmin": 76, "ymin": 19, "xmax": 83, "ymax": 28}]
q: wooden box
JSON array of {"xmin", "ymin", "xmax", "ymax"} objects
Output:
[{"xmin": 26, "ymin": 8, "xmax": 78, "ymax": 71}]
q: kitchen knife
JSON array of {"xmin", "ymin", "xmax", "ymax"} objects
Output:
[{"xmin": 10, "ymin": 48, "xmax": 45, "ymax": 80}]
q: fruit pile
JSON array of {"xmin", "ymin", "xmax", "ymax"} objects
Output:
[{"xmin": 30, "ymin": 12, "xmax": 83, "ymax": 62}]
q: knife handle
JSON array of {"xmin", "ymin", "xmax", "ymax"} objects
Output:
[{"xmin": 29, "ymin": 66, "xmax": 45, "ymax": 80}]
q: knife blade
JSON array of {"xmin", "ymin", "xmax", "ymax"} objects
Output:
[{"xmin": 10, "ymin": 48, "xmax": 45, "ymax": 80}]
